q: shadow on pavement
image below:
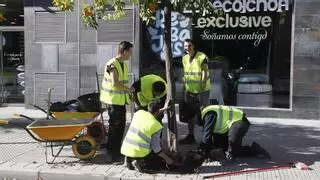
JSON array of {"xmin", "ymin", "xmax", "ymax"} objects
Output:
[{"xmin": 198, "ymin": 122, "xmax": 320, "ymax": 175}]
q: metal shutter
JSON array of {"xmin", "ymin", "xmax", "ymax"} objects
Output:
[
  {"xmin": 34, "ymin": 11, "xmax": 66, "ymax": 43},
  {"xmin": 97, "ymin": 9, "xmax": 134, "ymax": 43},
  {"xmin": 34, "ymin": 72, "xmax": 67, "ymax": 109}
]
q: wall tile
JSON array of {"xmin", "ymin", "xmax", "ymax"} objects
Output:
[
  {"xmin": 295, "ymin": 2, "xmax": 320, "ymax": 15},
  {"xmin": 293, "ymin": 96, "xmax": 320, "ymax": 109},
  {"xmin": 293, "ymin": 82, "xmax": 320, "ymax": 97}
]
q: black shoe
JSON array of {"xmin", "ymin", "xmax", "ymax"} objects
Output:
[
  {"xmin": 179, "ymin": 134, "xmax": 196, "ymax": 144},
  {"xmin": 251, "ymin": 142, "xmax": 271, "ymax": 159},
  {"xmin": 124, "ymin": 157, "xmax": 134, "ymax": 170},
  {"xmin": 106, "ymin": 153, "xmax": 123, "ymax": 164},
  {"xmin": 132, "ymin": 160, "xmax": 144, "ymax": 173}
]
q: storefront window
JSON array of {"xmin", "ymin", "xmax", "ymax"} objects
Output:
[
  {"xmin": 1, "ymin": 31, "xmax": 25, "ymax": 103},
  {"xmin": 0, "ymin": 0, "xmax": 24, "ymax": 104},
  {"xmin": 0, "ymin": 0, "xmax": 24, "ymax": 26},
  {"xmin": 141, "ymin": 0, "xmax": 294, "ymax": 109}
]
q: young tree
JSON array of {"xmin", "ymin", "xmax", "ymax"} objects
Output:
[{"xmin": 53, "ymin": 0, "xmax": 216, "ymax": 153}]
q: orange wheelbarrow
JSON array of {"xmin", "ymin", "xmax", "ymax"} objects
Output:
[
  {"xmin": 30, "ymin": 103, "xmax": 106, "ymax": 144},
  {"xmin": 31, "ymin": 90, "xmax": 106, "ymax": 144},
  {"xmin": 0, "ymin": 118, "xmax": 98, "ymax": 164}
]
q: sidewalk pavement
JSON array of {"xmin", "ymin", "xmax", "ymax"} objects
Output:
[{"xmin": 0, "ymin": 106, "xmax": 320, "ymax": 180}]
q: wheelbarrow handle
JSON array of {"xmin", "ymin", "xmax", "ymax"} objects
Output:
[
  {"xmin": 0, "ymin": 119, "xmax": 9, "ymax": 124},
  {"xmin": 0, "ymin": 119, "xmax": 45, "ymax": 142},
  {"xmin": 13, "ymin": 113, "xmax": 35, "ymax": 122},
  {"xmin": 28, "ymin": 103, "xmax": 56, "ymax": 119},
  {"xmin": 0, "ymin": 119, "xmax": 32, "ymax": 129}
]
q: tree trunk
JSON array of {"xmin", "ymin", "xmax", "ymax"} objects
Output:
[{"xmin": 163, "ymin": 0, "xmax": 178, "ymax": 153}]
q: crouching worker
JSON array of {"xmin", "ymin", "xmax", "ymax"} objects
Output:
[
  {"xmin": 131, "ymin": 74, "xmax": 167, "ymax": 111},
  {"xmin": 121, "ymin": 100, "xmax": 175, "ymax": 172},
  {"xmin": 181, "ymin": 103, "xmax": 271, "ymax": 162}
]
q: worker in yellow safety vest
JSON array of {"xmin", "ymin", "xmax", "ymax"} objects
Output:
[
  {"xmin": 100, "ymin": 41, "xmax": 135, "ymax": 163},
  {"xmin": 180, "ymin": 102, "xmax": 271, "ymax": 163},
  {"xmin": 131, "ymin": 74, "xmax": 167, "ymax": 111},
  {"xmin": 121, "ymin": 100, "xmax": 175, "ymax": 172},
  {"xmin": 179, "ymin": 38, "xmax": 211, "ymax": 145}
]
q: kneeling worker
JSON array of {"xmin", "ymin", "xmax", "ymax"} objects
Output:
[
  {"xmin": 131, "ymin": 74, "xmax": 167, "ymax": 111},
  {"xmin": 121, "ymin": 100, "xmax": 174, "ymax": 172},
  {"xmin": 181, "ymin": 103, "xmax": 271, "ymax": 161}
]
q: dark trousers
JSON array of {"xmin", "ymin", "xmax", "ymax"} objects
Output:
[
  {"xmin": 127, "ymin": 152, "xmax": 167, "ymax": 171},
  {"xmin": 106, "ymin": 104, "xmax": 126, "ymax": 157},
  {"xmin": 213, "ymin": 117, "xmax": 257, "ymax": 158}
]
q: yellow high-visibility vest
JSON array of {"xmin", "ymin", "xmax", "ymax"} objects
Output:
[
  {"xmin": 201, "ymin": 105, "xmax": 244, "ymax": 134},
  {"xmin": 100, "ymin": 58, "xmax": 130, "ymax": 105},
  {"xmin": 182, "ymin": 51, "xmax": 210, "ymax": 93},
  {"xmin": 138, "ymin": 74, "xmax": 167, "ymax": 107},
  {"xmin": 121, "ymin": 110, "xmax": 163, "ymax": 158}
]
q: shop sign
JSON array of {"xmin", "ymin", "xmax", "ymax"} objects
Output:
[
  {"xmin": 146, "ymin": 10, "xmax": 192, "ymax": 61},
  {"xmin": 196, "ymin": 0, "xmax": 290, "ymax": 47}
]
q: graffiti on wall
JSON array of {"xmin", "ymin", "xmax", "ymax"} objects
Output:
[{"xmin": 146, "ymin": 10, "xmax": 192, "ymax": 61}]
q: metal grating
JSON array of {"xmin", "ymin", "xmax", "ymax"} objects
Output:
[
  {"xmin": 34, "ymin": 72, "xmax": 67, "ymax": 109},
  {"xmin": 34, "ymin": 11, "xmax": 66, "ymax": 43},
  {"xmin": 97, "ymin": 9, "xmax": 134, "ymax": 43}
]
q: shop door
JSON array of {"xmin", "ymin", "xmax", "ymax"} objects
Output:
[{"xmin": 0, "ymin": 31, "xmax": 25, "ymax": 104}]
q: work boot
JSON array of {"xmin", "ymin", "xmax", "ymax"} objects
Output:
[
  {"xmin": 106, "ymin": 152, "xmax": 123, "ymax": 164},
  {"xmin": 179, "ymin": 134, "xmax": 196, "ymax": 144},
  {"xmin": 251, "ymin": 142, "xmax": 271, "ymax": 159},
  {"xmin": 132, "ymin": 160, "xmax": 144, "ymax": 173},
  {"xmin": 123, "ymin": 157, "xmax": 134, "ymax": 170}
]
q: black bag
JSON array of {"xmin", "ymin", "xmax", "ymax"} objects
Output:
[
  {"xmin": 49, "ymin": 99, "xmax": 79, "ymax": 112},
  {"xmin": 77, "ymin": 92, "xmax": 101, "ymax": 112}
]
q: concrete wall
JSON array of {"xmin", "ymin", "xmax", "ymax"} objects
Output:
[
  {"xmin": 246, "ymin": 0, "xmax": 320, "ymax": 119},
  {"xmin": 24, "ymin": 0, "xmax": 140, "ymax": 108}
]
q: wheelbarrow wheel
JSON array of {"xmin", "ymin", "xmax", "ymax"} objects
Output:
[
  {"xmin": 72, "ymin": 135, "xmax": 97, "ymax": 160},
  {"xmin": 87, "ymin": 122, "xmax": 106, "ymax": 143}
]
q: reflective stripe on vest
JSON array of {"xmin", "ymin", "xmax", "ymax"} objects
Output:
[
  {"xmin": 123, "ymin": 138, "xmax": 150, "ymax": 149},
  {"xmin": 100, "ymin": 58, "xmax": 129, "ymax": 105},
  {"xmin": 104, "ymin": 77, "xmax": 129, "ymax": 84},
  {"xmin": 101, "ymin": 86, "xmax": 127, "ymax": 94},
  {"xmin": 201, "ymin": 105, "xmax": 243, "ymax": 134},
  {"xmin": 137, "ymin": 74, "xmax": 167, "ymax": 107},
  {"xmin": 121, "ymin": 110, "xmax": 163, "ymax": 158},
  {"xmin": 182, "ymin": 51, "xmax": 210, "ymax": 93},
  {"xmin": 127, "ymin": 126, "xmax": 151, "ymax": 143}
]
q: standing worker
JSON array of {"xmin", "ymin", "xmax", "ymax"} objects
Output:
[
  {"xmin": 100, "ymin": 41, "xmax": 135, "ymax": 163},
  {"xmin": 121, "ymin": 100, "xmax": 175, "ymax": 172},
  {"xmin": 181, "ymin": 103, "xmax": 271, "ymax": 162},
  {"xmin": 131, "ymin": 74, "xmax": 167, "ymax": 111},
  {"xmin": 179, "ymin": 38, "xmax": 211, "ymax": 144}
]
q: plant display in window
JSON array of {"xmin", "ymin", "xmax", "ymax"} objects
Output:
[
  {"xmin": 52, "ymin": 0, "xmax": 74, "ymax": 11},
  {"xmin": 0, "ymin": 10, "xmax": 6, "ymax": 23}
]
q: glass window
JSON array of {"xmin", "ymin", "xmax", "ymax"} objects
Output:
[
  {"xmin": 141, "ymin": 0, "xmax": 294, "ymax": 109},
  {"xmin": 0, "ymin": 0, "xmax": 24, "ymax": 26}
]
